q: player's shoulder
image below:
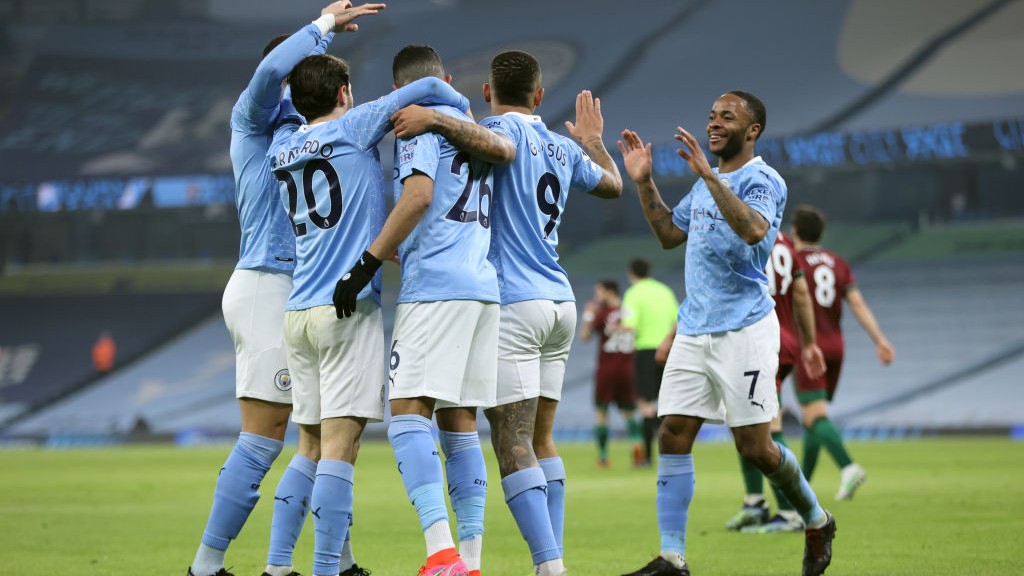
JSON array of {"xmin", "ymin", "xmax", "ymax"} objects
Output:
[{"xmin": 744, "ymin": 157, "xmax": 786, "ymax": 190}]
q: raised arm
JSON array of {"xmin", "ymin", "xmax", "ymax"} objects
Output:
[
  {"xmin": 248, "ymin": 2, "xmax": 386, "ymax": 109},
  {"xmin": 674, "ymin": 127, "xmax": 769, "ymax": 245},
  {"xmin": 391, "ymin": 106, "xmax": 516, "ymax": 165},
  {"xmin": 846, "ymin": 287, "xmax": 895, "ymax": 365},
  {"xmin": 618, "ymin": 129, "xmax": 687, "ymax": 249},
  {"xmin": 791, "ymin": 275, "xmax": 826, "ymax": 378},
  {"xmin": 565, "ymin": 90, "xmax": 621, "ymax": 199}
]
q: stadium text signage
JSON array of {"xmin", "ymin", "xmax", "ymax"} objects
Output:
[{"xmin": 651, "ymin": 117, "xmax": 1024, "ymax": 178}]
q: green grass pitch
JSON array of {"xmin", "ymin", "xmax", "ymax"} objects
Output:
[{"xmin": 2, "ymin": 438, "xmax": 1022, "ymax": 575}]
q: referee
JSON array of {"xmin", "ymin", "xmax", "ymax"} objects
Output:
[{"xmin": 620, "ymin": 258, "xmax": 679, "ymax": 467}]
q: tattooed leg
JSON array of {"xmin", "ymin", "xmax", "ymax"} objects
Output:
[{"xmin": 484, "ymin": 398, "xmax": 539, "ymax": 478}]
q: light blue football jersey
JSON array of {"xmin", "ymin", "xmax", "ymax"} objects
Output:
[
  {"xmin": 230, "ymin": 23, "xmax": 332, "ymax": 274},
  {"xmin": 270, "ymin": 77, "xmax": 470, "ymax": 311},
  {"xmin": 392, "ymin": 104, "xmax": 499, "ymax": 304},
  {"xmin": 482, "ymin": 112, "xmax": 604, "ymax": 304},
  {"xmin": 671, "ymin": 156, "xmax": 786, "ymax": 335}
]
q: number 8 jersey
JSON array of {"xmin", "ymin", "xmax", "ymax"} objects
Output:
[
  {"xmin": 795, "ymin": 244, "xmax": 855, "ymax": 359},
  {"xmin": 481, "ymin": 112, "xmax": 604, "ymax": 304}
]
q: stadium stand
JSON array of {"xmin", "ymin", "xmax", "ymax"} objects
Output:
[{"xmin": 1, "ymin": 1, "xmax": 1022, "ymax": 443}]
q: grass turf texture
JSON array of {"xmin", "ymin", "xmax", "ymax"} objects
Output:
[{"xmin": 1, "ymin": 438, "xmax": 1022, "ymax": 575}]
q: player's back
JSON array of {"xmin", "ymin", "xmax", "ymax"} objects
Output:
[
  {"xmin": 796, "ymin": 245, "xmax": 854, "ymax": 357},
  {"xmin": 767, "ymin": 232, "xmax": 801, "ymax": 365},
  {"xmin": 270, "ymin": 115, "xmax": 387, "ymax": 311},
  {"xmin": 229, "ymin": 93, "xmax": 296, "ymax": 274},
  {"xmin": 482, "ymin": 112, "xmax": 604, "ymax": 304},
  {"xmin": 393, "ymin": 104, "xmax": 498, "ymax": 304}
]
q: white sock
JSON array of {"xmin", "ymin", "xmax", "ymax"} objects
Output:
[
  {"xmin": 263, "ymin": 566, "xmax": 293, "ymax": 576},
  {"xmin": 660, "ymin": 552, "xmax": 686, "ymax": 568},
  {"xmin": 424, "ymin": 520, "xmax": 456, "ymax": 557},
  {"xmin": 338, "ymin": 537, "xmax": 356, "ymax": 571},
  {"xmin": 535, "ymin": 558, "xmax": 566, "ymax": 576},
  {"xmin": 460, "ymin": 534, "xmax": 483, "ymax": 572},
  {"xmin": 191, "ymin": 544, "xmax": 226, "ymax": 576}
]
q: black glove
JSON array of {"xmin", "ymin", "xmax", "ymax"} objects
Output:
[{"xmin": 333, "ymin": 250, "xmax": 382, "ymax": 319}]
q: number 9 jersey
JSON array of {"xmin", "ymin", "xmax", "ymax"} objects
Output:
[{"xmin": 481, "ymin": 112, "xmax": 604, "ymax": 304}]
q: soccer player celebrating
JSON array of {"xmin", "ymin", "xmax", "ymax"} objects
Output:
[
  {"xmin": 791, "ymin": 204, "xmax": 895, "ymax": 500},
  {"xmin": 728, "ymin": 231, "xmax": 826, "ymax": 534},
  {"xmin": 476, "ymin": 51, "xmax": 623, "ymax": 576},
  {"xmin": 188, "ymin": 4, "xmax": 378, "ymax": 576},
  {"xmin": 618, "ymin": 91, "xmax": 836, "ymax": 576},
  {"xmin": 344, "ymin": 45, "xmax": 515, "ymax": 576},
  {"xmin": 267, "ymin": 39, "xmax": 472, "ymax": 576},
  {"xmin": 579, "ymin": 280, "xmax": 642, "ymax": 467}
]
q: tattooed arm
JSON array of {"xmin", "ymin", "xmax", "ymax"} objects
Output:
[
  {"xmin": 618, "ymin": 129, "xmax": 687, "ymax": 249},
  {"xmin": 391, "ymin": 106, "xmax": 516, "ymax": 165}
]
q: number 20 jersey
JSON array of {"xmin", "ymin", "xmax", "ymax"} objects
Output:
[{"xmin": 482, "ymin": 112, "xmax": 604, "ymax": 304}]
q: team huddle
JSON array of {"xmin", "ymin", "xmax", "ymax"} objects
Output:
[{"xmin": 184, "ymin": 2, "xmax": 876, "ymax": 576}]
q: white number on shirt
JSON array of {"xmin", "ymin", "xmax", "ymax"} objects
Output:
[
  {"xmin": 766, "ymin": 243, "xmax": 793, "ymax": 297},
  {"xmin": 813, "ymin": 265, "xmax": 836, "ymax": 308}
]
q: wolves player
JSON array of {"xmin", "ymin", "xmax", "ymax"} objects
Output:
[
  {"xmin": 792, "ymin": 204, "xmax": 894, "ymax": 500},
  {"xmin": 579, "ymin": 280, "xmax": 641, "ymax": 467},
  {"xmin": 728, "ymin": 231, "xmax": 826, "ymax": 534},
  {"xmin": 618, "ymin": 90, "xmax": 835, "ymax": 576},
  {"xmin": 338, "ymin": 45, "xmax": 515, "ymax": 576},
  {"xmin": 188, "ymin": 4, "xmax": 379, "ymax": 576},
  {"xmin": 478, "ymin": 51, "xmax": 622, "ymax": 576},
  {"xmin": 268, "ymin": 45, "xmax": 471, "ymax": 576}
]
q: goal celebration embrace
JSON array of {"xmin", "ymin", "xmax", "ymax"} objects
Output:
[{"xmin": 191, "ymin": 2, "xmax": 850, "ymax": 576}]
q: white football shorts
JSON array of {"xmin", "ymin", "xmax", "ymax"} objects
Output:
[
  {"xmin": 658, "ymin": 311, "xmax": 780, "ymax": 427},
  {"xmin": 284, "ymin": 300, "xmax": 386, "ymax": 425},
  {"xmin": 222, "ymin": 269, "xmax": 293, "ymax": 404},
  {"xmin": 494, "ymin": 299, "xmax": 577, "ymax": 405},
  {"xmin": 388, "ymin": 300, "xmax": 499, "ymax": 409}
]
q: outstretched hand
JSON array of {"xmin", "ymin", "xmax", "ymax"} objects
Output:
[
  {"xmin": 323, "ymin": 1, "xmax": 387, "ymax": 33},
  {"xmin": 674, "ymin": 127, "xmax": 714, "ymax": 179},
  {"xmin": 617, "ymin": 129, "xmax": 653, "ymax": 183},
  {"xmin": 565, "ymin": 90, "xmax": 604, "ymax": 146}
]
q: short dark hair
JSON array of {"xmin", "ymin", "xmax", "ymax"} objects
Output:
[
  {"xmin": 262, "ymin": 34, "xmax": 290, "ymax": 59},
  {"xmin": 288, "ymin": 54, "xmax": 351, "ymax": 121},
  {"xmin": 629, "ymin": 258, "xmax": 650, "ymax": 278},
  {"xmin": 793, "ymin": 204, "xmax": 826, "ymax": 243},
  {"xmin": 727, "ymin": 90, "xmax": 767, "ymax": 139},
  {"xmin": 598, "ymin": 279, "xmax": 620, "ymax": 295},
  {"xmin": 489, "ymin": 50, "xmax": 541, "ymax": 108},
  {"xmin": 393, "ymin": 45, "xmax": 445, "ymax": 87}
]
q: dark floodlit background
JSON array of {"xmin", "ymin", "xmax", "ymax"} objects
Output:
[{"xmin": 0, "ymin": 0, "xmax": 1022, "ymax": 444}]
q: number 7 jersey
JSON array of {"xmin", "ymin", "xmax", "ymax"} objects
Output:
[{"xmin": 481, "ymin": 112, "xmax": 604, "ymax": 304}]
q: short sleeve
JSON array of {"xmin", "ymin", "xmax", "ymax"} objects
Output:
[
  {"xmin": 482, "ymin": 116, "xmax": 521, "ymax": 148},
  {"xmin": 572, "ymin": 146, "xmax": 604, "ymax": 194},
  {"xmin": 671, "ymin": 192, "xmax": 693, "ymax": 234},
  {"xmin": 620, "ymin": 289, "xmax": 638, "ymax": 329},
  {"xmin": 397, "ymin": 134, "xmax": 442, "ymax": 183},
  {"xmin": 739, "ymin": 175, "xmax": 783, "ymax": 224}
]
